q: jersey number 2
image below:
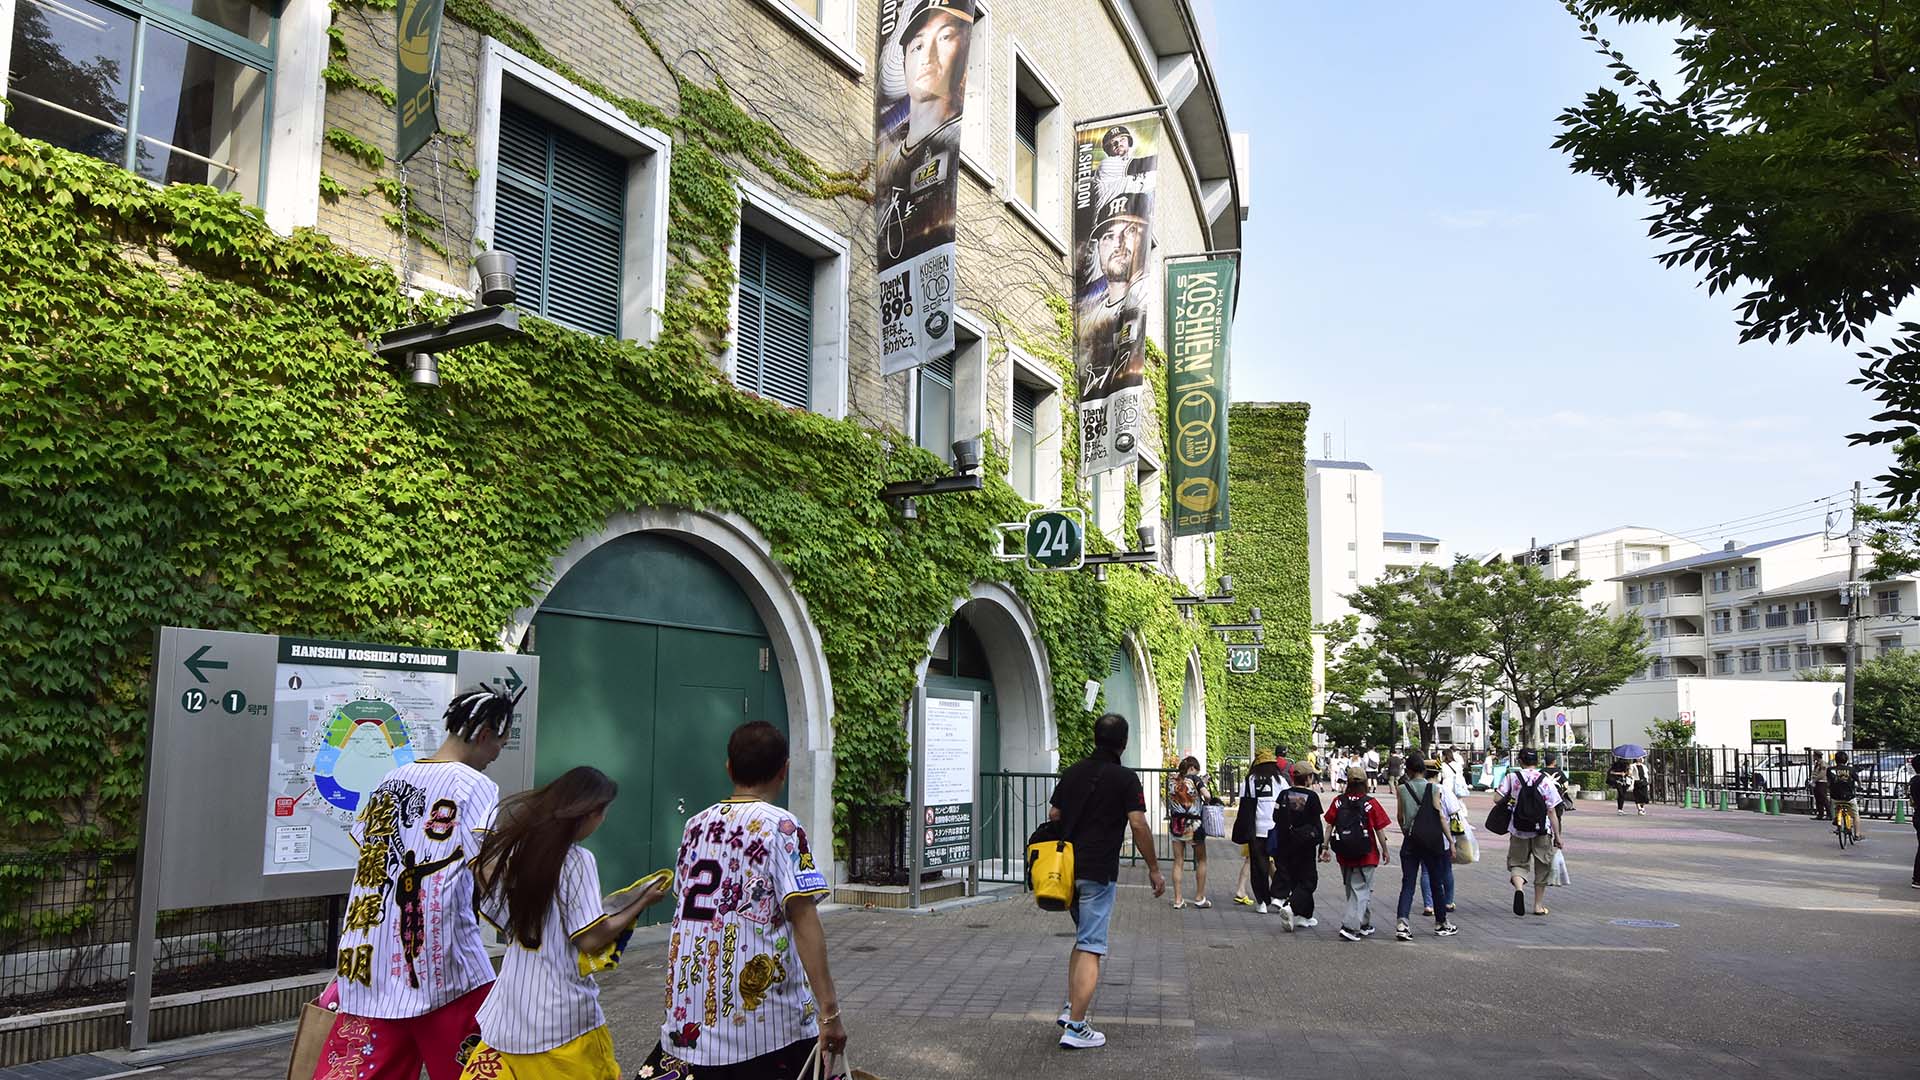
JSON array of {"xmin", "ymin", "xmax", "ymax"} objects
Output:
[{"xmin": 680, "ymin": 859, "xmax": 722, "ymax": 922}]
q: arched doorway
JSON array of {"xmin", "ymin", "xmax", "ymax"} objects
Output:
[
  {"xmin": 1102, "ymin": 633, "xmax": 1161, "ymax": 768},
  {"xmin": 923, "ymin": 583, "xmax": 1054, "ymax": 868},
  {"xmin": 505, "ymin": 510, "xmax": 835, "ymax": 920},
  {"xmin": 1176, "ymin": 649, "xmax": 1207, "ymax": 762}
]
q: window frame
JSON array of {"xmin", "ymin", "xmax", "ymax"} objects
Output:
[
  {"xmin": 908, "ymin": 307, "xmax": 989, "ymax": 464},
  {"xmin": 1875, "ymin": 588, "xmax": 1901, "ymax": 615},
  {"xmin": 747, "ymin": 0, "xmax": 862, "ymax": 77},
  {"xmin": 1626, "ymin": 584, "xmax": 1644, "ymax": 605},
  {"xmin": 1006, "ymin": 343, "xmax": 1063, "ymax": 506},
  {"xmin": 957, "ymin": 0, "xmax": 993, "ymax": 181},
  {"xmin": 472, "ymin": 39, "xmax": 671, "ymax": 344},
  {"xmin": 724, "ymin": 180, "xmax": 851, "ymax": 419},
  {"xmin": 1877, "ymin": 636, "xmax": 1904, "ymax": 657},
  {"xmin": 1004, "ymin": 41, "xmax": 1066, "ymax": 252},
  {"xmin": 1711, "ymin": 609, "xmax": 1732, "ymax": 634}
]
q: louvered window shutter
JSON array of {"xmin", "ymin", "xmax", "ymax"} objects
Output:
[
  {"xmin": 1011, "ymin": 382, "xmax": 1039, "ymax": 499},
  {"xmin": 1012, "ymin": 382, "xmax": 1039, "ymax": 430},
  {"xmin": 491, "ymin": 104, "xmax": 625, "ymax": 337},
  {"xmin": 1109, "ymin": 647, "xmax": 1125, "ymax": 676},
  {"xmin": 737, "ymin": 225, "xmax": 814, "ymax": 410}
]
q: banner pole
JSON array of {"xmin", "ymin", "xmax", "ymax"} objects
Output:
[
  {"xmin": 1072, "ymin": 104, "xmax": 1172, "ymax": 128},
  {"xmin": 910, "ymin": 685, "xmax": 926, "ymax": 910}
]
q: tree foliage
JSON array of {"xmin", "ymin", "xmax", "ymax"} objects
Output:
[
  {"xmin": 1553, "ymin": 0, "xmax": 1920, "ymax": 347},
  {"xmin": 1468, "ymin": 563, "xmax": 1651, "ymax": 747},
  {"xmin": 1852, "ymin": 649, "xmax": 1920, "ymax": 748},
  {"xmin": 1313, "ymin": 616, "xmax": 1398, "ymax": 751},
  {"xmin": 1647, "ymin": 715, "xmax": 1699, "ymax": 748},
  {"xmin": 1344, "ymin": 563, "xmax": 1485, "ymax": 751}
]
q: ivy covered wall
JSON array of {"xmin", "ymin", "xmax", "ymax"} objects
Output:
[{"xmin": 1216, "ymin": 403, "xmax": 1315, "ymax": 759}]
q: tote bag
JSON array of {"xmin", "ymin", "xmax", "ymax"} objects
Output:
[{"xmin": 1202, "ymin": 802, "xmax": 1227, "ymax": 838}]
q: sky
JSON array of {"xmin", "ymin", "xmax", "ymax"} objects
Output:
[{"xmin": 1207, "ymin": 2, "xmax": 1897, "ymax": 557}]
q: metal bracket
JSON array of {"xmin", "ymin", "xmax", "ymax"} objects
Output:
[{"xmin": 369, "ymin": 306, "xmax": 522, "ymax": 360}]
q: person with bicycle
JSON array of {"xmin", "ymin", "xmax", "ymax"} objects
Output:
[{"xmin": 1828, "ymin": 751, "xmax": 1866, "ymax": 844}]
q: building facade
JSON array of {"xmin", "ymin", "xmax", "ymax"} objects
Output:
[
  {"xmin": 0, "ymin": 0, "xmax": 1283, "ymax": 898},
  {"xmin": 1304, "ymin": 458, "xmax": 1445, "ymax": 625},
  {"xmin": 1486, "ymin": 526, "xmax": 1702, "ymax": 613}
]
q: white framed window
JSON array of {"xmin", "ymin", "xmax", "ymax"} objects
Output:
[
  {"xmin": 1737, "ymin": 565, "xmax": 1758, "ymax": 589},
  {"xmin": 1740, "ymin": 648, "xmax": 1762, "ymax": 673},
  {"xmin": 1648, "ymin": 618, "xmax": 1668, "ymax": 640},
  {"xmin": 1877, "ymin": 635, "xmax": 1904, "ymax": 657},
  {"xmin": 1738, "ymin": 607, "xmax": 1759, "ymax": 631},
  {"xmin": 1631, "ymin": 550, "xmax": 1653, "ymax": 566},
  {"xmin": 1795, "ymin": 644, "xmax": 1814, "ymax": 669},
  {"xmin": 1767, "ymin": 645, "xmax": 1791, "ymax": 671},
  {"xmin": 474, "ymin": 39, "xmax": 671, "ymax": 344},
  {"xmin": 1875, "ymin": 588, "xmax": 1901, "ymax": 615},
  {"xmin": 1711, "ymin": 609, "xmax": 1732, "ymax": 634},
  {"xmin": 2, "ymin": 0, "xmax": 332, "ymax": 231},
  {"xmin": 1007, "ymin": 345, "xmax": 1061, "ymax": 505},
  {"xmin": 723, "ymin": 182, "xmax": 851, "ymax": 418},
  {"xmin": 1793, "ymin": 600, "xmax": 1816, "ymax": 625},
  {"xmin": 1626, "ymin": 584, "xmax": 1644, "ymax": 605},
  {"xmin": 1006, "ymin": 44, "xmax": 1064, "ymax": 249},
  {"xmin": 1137, "ymin": 451, "xmax": 1163, "ymax": 547},
  {"xmin": 914, "ymin": 310, "xmax": 986, "ymax": 463},
  {"xmin": 750, "ymin": 0, "xmax": 861, "ymax": 76},
  {"xmin": 1765, "ymin": 603, "xmax": 1789, "ymax": 629},
  {"xmin": 1710, "ymin": 569, "xmax": 1731, "ymax": 593},
  {"xmin": 1648, "ymin": 580, "xmax": 1668, "ymax": 601},
  {"xmin": 1713, "ymin": 652, "xmax": 1734, "ymax": 675}
]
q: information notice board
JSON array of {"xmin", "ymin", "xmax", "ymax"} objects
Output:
[{"xmin": 921, "ymin": 695, "xmax": 975, "ymax": 869}]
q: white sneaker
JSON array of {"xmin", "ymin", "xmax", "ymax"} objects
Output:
[
  {"xmin": 1617, "ymin": 809, "xmax": 1627, "ymax": 815},
  {"xmin": 1637, "ymin": 808, "xmax": 1646, "ymax": 816},
  {"xmin": 1300, "ymin": 917, "xmax": 1318, "ymax": 928},
  {"xmin": 1057, "ymin": 1004, "xmax": 1071, "ymax": 1028},
  {"xmin": 1256, "ymin": 902, "xmax": 1267, "ymax": 914},
  {"xmin": 1059, "ymin": 1021, "xmax": 1106, "ymax": 1049},
  {"xmin": 1282, "ymin": 906, "xmax": 1295, "ymax": 932}
]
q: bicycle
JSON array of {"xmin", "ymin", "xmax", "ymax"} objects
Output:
[{"xmin": 1833, "ymin": 801, "xmax": 1858, "ymax": 849}]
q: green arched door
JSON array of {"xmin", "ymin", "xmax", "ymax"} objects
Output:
[
  {"xmin": 1103, "ymin": 644, "xmax": 1144, "ymax": 767},
  {"xmin": 529, "ymin": 534, "xmax": 787, "ymax": 922}
]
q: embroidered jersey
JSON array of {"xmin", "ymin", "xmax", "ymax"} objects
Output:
[
  {"xmin": 476, "ymin": 844, "xmax": 610, "ymax": 1054},
  {"xmin": 334, "ymin": 759, "xmax": 498, "ymax": 1019},
  {"xmin": 661, "ymin": 799, "xmax": 830, "ymax": 1066}
]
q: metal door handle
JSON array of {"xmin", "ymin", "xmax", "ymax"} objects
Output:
[{"xmin": 677, "ymin": 798, "xmax": 686, "ymax": 815}]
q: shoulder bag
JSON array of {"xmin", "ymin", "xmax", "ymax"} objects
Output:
[
  {"xmin": 1484, "ymin": 781, "xmax": 1514, "ymax": 836},
  {"xmin": 1027, "ymin": 764, "xmax": 1103, "ymax": 911}
]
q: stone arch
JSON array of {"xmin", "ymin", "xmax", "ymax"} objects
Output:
[
  {"xmin": 918, "ymin": 580, "xmax": 1057, "ymax": 774},
  {"xmin": 503, "ymin": 508, "xmax": 836, "ymax": 853},
  {"xmin": 1176, "ymin": 647, "xmax": 1208, "ymax": 762}
]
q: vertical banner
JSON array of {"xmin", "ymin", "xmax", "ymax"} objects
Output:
[
  {"xmin": 1166, "ymin": 257, "xmax": 1235, "ymax": 536},
  {"xmin": 395, "ymin": 0, "xmax": 446, "ymax": 163},
  {"xmin": 875, "ymin": 0, "xmax": 975, "ymax": 376},
  {"xmin": 1073, "ymin": 114, "xmax": 1161, "ymax": 476}
]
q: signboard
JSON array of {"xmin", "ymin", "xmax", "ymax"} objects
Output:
[
  {"xmin": 1166, "ymin": 257, "xmax": 1234, "ymax": 536},
  {"xmin": 395, "ymin": 0, "xmax": 446, "ymax": 162},
  {"xmin": 1750, "ymin": 718, "xmax": 1788, "ymax": 744},
  {"xmin": 1025, "ymin": 507, "xmax": 1085, "ymax": 570},
  {"xmin": 1072, "ymin": 112, "xmax": 1161, "ymax": 476},
  {"xmin": 1227, "ymin": 644, "xmax": 1259, "ymax": 674},
  {"xmin": 1555, "ymin": 712, "xmax": 1568, "ymax": 727},
  {"xmin": 874, "ymin": 0, "xmax": 974, "ymax": 375},
  {"xmin": 921, "ymin": 695, "xmax": 975, "ymax": 868}
]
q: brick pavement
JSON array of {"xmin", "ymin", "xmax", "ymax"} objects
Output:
[{"xmin": 28, "ymin": 796, "xmax": 1918, "ymax": 1079}]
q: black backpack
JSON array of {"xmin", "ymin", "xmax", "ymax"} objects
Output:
[
  {"xmin": 1274, "ymin": 789, "xmax": 1323, "ymax": 849},
  {"xmin": 1512, "ymin": 772, "xmax": 1550, "ymax": 834},
  {"xmin": 1407, "ymin": 781, "xmax": 1446, "ymax": 852},
  {"xmin": 1329, "ymin": 795, "xmax": 1374, "ymax": 860}
]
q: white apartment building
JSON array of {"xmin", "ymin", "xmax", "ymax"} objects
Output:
[
  {"xmin": 1613, "ymin": 533, "xmax": 1916, "ymax": 681},
  {"xmin": 1488, "ymin": 526, "xmax": 1702, "ymax": 613},
  {"xmin": 1305, "ymin": 459, "xmax": 1447, "ymax": 625}
]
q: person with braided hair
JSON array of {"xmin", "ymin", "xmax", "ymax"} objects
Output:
[{"xmin": 313, "ymin": 685, "xmax": 520, "ymax": 1080}]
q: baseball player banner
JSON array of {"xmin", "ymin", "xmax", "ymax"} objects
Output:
[
  {"xmin": 1166, "ymin": 257, "xmax": 1234, "ymax": 536},
  {"xmin": 1072, "ymin": 113, "xmax": 1161, "ymax": 476},
  {"xmin": 875, "ymin": 0, "xmax": 974, "ymax": 376}
]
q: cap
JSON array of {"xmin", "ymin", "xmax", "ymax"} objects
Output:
[
  {"xmin": 1103, "ymin": 125, "xmax": 1134, "ymax": 149},
  {"xmin": 1346, "ymin": 765, "xmax": 1368, "ymax": 781},
  {"xmin": 903, "ymin": 0, "xmax": 975, "ymax": 37},
  {"xmin": 1093, "ymin": 190, "xmax": 1150, "ymax": 237},
  {"xmin": 1292, "ymin": 763, "xmax": 1317, "ymax": 780}
]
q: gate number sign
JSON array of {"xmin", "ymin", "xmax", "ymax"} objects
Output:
[
  {"xmin": 1025, "ymin": 508, "xmax": 1085, "ymax": 571},
  {"xmin": 1227, "ymin": 644, "xmax": 1259, "ymax": 674}
]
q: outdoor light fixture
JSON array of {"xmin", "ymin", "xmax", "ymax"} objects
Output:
[
  {"xmin": 1084, "ymin": 522, "xmax": 1159, "ymax": 570},
  {"xmin": 1212, "ymin": 604, "xmax": 1265, "ymax": 644},
  {"xmin": 880, "ymin": 437, "xmax": 986, "ymax": 510},
  {"xmin": 1173, "ymin": 573, "xmax": 1237, "ymax": 618},
  {"xmin": 371, "ymin": 254, "xmax": 524, "ymax": 386}
]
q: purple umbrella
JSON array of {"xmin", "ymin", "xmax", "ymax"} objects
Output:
[{"xmin": 1612, "ymin": 743, "xmax": 1648, "ymax": 759}]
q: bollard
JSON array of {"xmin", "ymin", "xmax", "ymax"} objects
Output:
[
  {"xmin": 1769, "ymin": 794, "xmax": 1781, "ymax": 816},
  {"xmin": 1718, "ymin": 789, "xmax": 1730, "ymax": 812},
  {"xmin": 1898, "ymin": 800, "xmax": 1909, "ymax": 825},
  {"xmin": 1685, "ymin": 788, "xmax": 1695, "ymax": 809}
]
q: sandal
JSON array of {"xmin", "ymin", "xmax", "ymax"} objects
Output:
[
  {"xmin": 1172, "ymin": 899, "xmax": 1186, "ymax": 910},
  {"xmin": 1422, "ymin": 906, "xmax": 1434, "ymax": 917},
  {"xmin": 1533, "ymin": 908, "xmax": 1550, "ymax": 916},
  {"xmin": 1233, "ymin": 895, "xmax": 1254, "ymax": 906},
  {"xmin": 1193, "ymin": 898, "xmax": 1212, "ymax": 909}
]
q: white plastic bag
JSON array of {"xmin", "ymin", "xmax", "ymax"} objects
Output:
[
  {"xmin": 1451, "ymin": 818, "xmax": 1478, "ymax": 864},
  {"xmin": 1548, "ymin": 847, "xmax": 1571, "ymax": 887}
]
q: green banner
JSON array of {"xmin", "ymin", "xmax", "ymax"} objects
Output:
[
  {"xmin": 395, "ymin": 0, "xmax": 445, "ymax": 163},
  {"xmin": 1166, "ymin": 257, "xmax": 1235, "ymax": 536}
]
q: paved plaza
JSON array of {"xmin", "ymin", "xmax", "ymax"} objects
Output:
[{"xmin": 18, "ymin": 796, "xmax": 1918, "ymax": 1080}]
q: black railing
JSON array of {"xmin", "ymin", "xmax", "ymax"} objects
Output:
[
  {"xmin": 845, "ymin": 804, "xmax": 910, "ymax": 886},
  {"xmin": 1527, "ymin": 747, "xmax": 1916, "ymax": 819},
  {"xmin": 1, "ymin": 851, "xmax": 342, "ymax": 1014}
]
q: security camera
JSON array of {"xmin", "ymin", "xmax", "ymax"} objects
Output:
[
  {"xmin": 951, "ymin": 437, "xmax": 982, "ymax": 474},
  {"xmin": 476, "ymin": 250, "xmax": 518, "ymax": 306}
]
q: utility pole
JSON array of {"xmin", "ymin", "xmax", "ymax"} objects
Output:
[{"xmin": 1841, "ymin": 481, "xmax": 1862, "ymax": 750}]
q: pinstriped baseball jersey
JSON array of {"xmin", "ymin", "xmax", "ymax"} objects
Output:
[
  {"xmin": 661, "ymin": 798, "xmax": 830, "ymax": 1066},
  {"xmin": 334, "ymin": 759, "xmax": 498, "ymax": 1019},
  {"xmin": 475, "ymin": 844, "xmax": 609, "ymax": 1054}
]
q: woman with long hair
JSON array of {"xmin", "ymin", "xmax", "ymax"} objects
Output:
[
  {"xmin": 1166, "ymin": 755, "xmax": 1212, "ymax": 909},
  {"xmin": 459, "ymin": 767, "xmax": 669, "ymax": 1080}
]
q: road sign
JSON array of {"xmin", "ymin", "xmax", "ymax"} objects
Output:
[
  {"xmin": 1227, "ymin": 644, "xmax": 1259, "ymax": 674},
  {"xmin": 1555, "ymin": 712, "xmax": 1568, "ymax": 727},
  {"xmin": 1024, "ymin": 508, "xmax": 1084, "ymax": 571},
  {"xmin": 183, "ymin": 643, "xmax": 228, "ymax": 683},
  {"xmin": 1750, "ymin": 718, "xmax": 1787, "ymax": 743}
]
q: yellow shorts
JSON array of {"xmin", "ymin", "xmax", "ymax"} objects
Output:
[{"xmin": 459, "ymin": 1026, "xmax": 618, "ymax": 1080}]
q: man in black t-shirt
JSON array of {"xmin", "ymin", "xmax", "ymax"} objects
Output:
[
  {"xmin": 1907, "ymin": 756, "xmax": 1919, "ymax": 889},
  {"xmin": 1047, "ymin": 713, "xmax": 1163, "ymax": 1050}
]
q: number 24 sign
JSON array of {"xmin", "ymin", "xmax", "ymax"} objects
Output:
[{"xmin": 1025, "ymin": 508, "xmax": 1084, "ymax": 571}]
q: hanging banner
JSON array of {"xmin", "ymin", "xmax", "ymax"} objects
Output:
[
  {"xmin": 395, "ymin": 0, "xmax": 446, "ymax": 163},
  {"xmin": 1073, "ymin": 113, "xmax": 1161, "ymax": 476},
  {"xmin": 1166, "ymin": 257, "xmax": 1234, "ymax": 536},
  {"xmin": 875, "ymin": 0, "xmax": 974, "ymax": 376}
]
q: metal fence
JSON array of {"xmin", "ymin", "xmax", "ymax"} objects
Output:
[
  {"xmin": 1, "ymin": 851, "xmax": 342, "ymax": 1014},
  {"xmin": 979, "ymin": 767, "xmax": 1226, "ymax": 884},
  {"xmin": 1526, "ymin": 746, "xmax": 1916, "ymax": 818}
]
